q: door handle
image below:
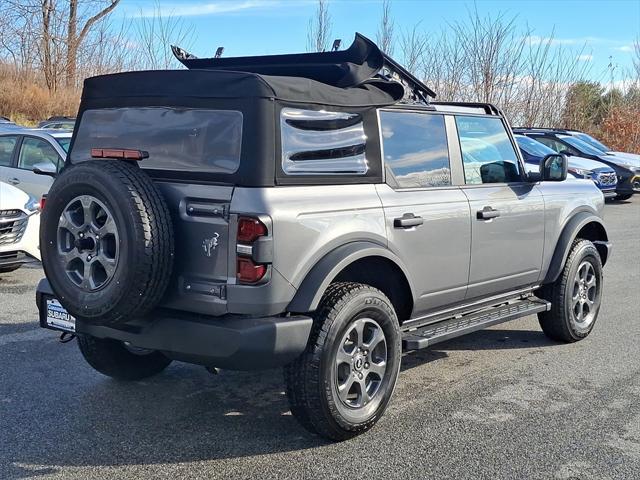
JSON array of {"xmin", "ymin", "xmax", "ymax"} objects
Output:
[
  {"xmin": 7, "ymin": 177, "xmax": 20, "ymax": 185},
  {"xmin": 394, "ymin": 213, "xmax": 424, "ymax": 229},
  {"xmin": 477, "ymin": 206, "xmax": 500, "ymax": 220}
]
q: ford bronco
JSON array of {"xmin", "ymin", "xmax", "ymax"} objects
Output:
[{"xmin": 36, "ymin": 34, "xmax": 611, "ymax": 441}]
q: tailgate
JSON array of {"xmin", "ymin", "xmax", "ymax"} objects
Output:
[{"xmin": 155, "ymin": 182, "xmax": 234, "ymax": 316}]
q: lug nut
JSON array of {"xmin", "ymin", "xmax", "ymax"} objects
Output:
[
  {"xmin": 364, "ymin": 362, "xmax": 369, "ymax": 369},
  {"xmin": 358, "ymin": 372, "xmax": 363, "ymax": 379},
  {"xmin": 79, "ymin": 233, "xmax": 84, "ymax": 238},
  {"xmin": 87, "ymin": 255, "xmax": 92, "ymax": 260}
]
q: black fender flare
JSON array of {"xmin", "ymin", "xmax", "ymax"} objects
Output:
[
  {"xmin": 543, "ymin": 211, "xmax": 610, "ymax": 284},
  {"xmin": 287, "ymin": 241, "xmax": 415, "ymax": 313}
]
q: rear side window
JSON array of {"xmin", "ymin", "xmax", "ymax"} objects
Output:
[
  {"xmin": 0, "ymin": 136, "xmax": 17, "ymax": 166},
  {"xmin": 456, "ymin": 116, "xmax": 521, "ymax": 184},
  {"xmin": 71, "ymin": 108, "xmax": 243, "ymax": 173},
  {"xmin": 379, "ymin": 111, "xmax": 451, "ymax": 189},
  {"xmin": 280, "ymin": 108, "xmax": 368, "ymax": 175},
  {"xmin": 18, "ymin": 137, "xmax": 61, "ymax": 171}
]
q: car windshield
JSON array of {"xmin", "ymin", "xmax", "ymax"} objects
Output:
[
  {"xmin": 56, "ymin": 138, "xmax": 71, "ymax": 152},
  {"xmin": 515, "ymin": 135, "xmax": 555, "ymax": 157},
  {"xmin": 573, "ymin": 132, "xmax": 610, "ymax": 152},
  {"xmin": 559, "ymin": 135, "xmax": 605, "ymax": 156}
]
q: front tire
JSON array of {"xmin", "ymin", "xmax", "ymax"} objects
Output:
[
  {"xmin": 77, "ymin": 334, "xmax": 172, "ymax": 380},
  {"xmin": 538, "ymin": 239, "xmax": 603, "ymax": 342},
  {"xmin": 284, "ymin": 282, "xmax": 401, "ymax": 441}
]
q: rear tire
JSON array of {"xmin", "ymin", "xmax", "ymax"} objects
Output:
[
  {"xmin": 284, "ymin": 282, "xmax": 401, "ymax": 441},
  {"xmin": 538, "ymin": 239, "xmax": 603, "ymax": 342},
  {"xmin": 77, "ymin": 334, "xmax": 172, "ymax": 381}
]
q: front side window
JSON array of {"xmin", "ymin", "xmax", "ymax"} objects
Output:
[
  {"xmin": 71, "ymin": 108, "xmax": 243, "ymax": 174},
  {"xmin": 515, "ymin": 135, "xmax": 556, "ymax": 157},
  {"xmin": 0, "ymin": 135, "xmax": 18, "ymax": 166},
  {"xmin": 18, "ymin": 137, "xmax": 61, "ymax": 171},
  {"xmin": 559, "ymin": 135, "xmax": 606, "ymax": 156},
  {"xmin": 380, "ymin": 111, "xmax": 451, "ymax": 188},
  {"xmin": 533, "ymin": 136, "xmax": 578, "ymax": 156},
  {"xmin": 456, "ymin": 116, "xmax": 521, "ymax": 184}
]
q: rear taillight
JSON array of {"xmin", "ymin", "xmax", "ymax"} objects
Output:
[
  {"xmin": 237, "ymin": 257, "xmax": 267, "ymax": 284},
  {"xmin": 237, "ymin": 217, "xmax": 268, "ymax": 243},
  {"xmin": 40, "ymin": 195, "xmax": 47, "ymax": 210},
  {"xmin": 236, "ymin": 216, "xmax": 268, "ymax": 284}
]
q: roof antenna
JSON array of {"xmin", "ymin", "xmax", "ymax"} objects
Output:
[
  {"xmin": 214, "ymin": 47, "xmax": 224, "ymax": 58},
  {"xmin": 331, "ymin": 39, "xmax": 341, "ymax": 52}
]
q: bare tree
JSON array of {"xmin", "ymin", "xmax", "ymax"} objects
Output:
[
  {"xmin": 399, "ymin": 24, "xmax": 428, "ymax": 75},
  {"xmin": 134, "ymin": 1, "xmax": 195, "ymax": 70},
  {"xmin": 307, "ymin": 0, "xmax": 332, "ymax": 52},
  {"xmin": 65, "ymin": 1, "xmax": 121, "ymax": 87},
  {"xmin": 376, "ymin": 0, "xmax": 394, "ymax": 55},
  {"xmin": 0, "ymin": 1, "xmax": 121, "ymax": 91}
]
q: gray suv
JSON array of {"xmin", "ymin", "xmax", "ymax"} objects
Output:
[{"xmin": 36, "ymin": 35, "xmax": 611, "ymax": 441}]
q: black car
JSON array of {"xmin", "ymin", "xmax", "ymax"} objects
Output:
[{"xmin": 513, "ymin": 128, "xmax": 639, "ymax": 200}]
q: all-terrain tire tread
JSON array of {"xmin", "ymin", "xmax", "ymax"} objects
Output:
[
  {"xmin": 538, "ymin": 238, "xmax": 601, "ymax": 342},
  {"xmin": 284, "ymin": 282, "xmax": 397, "ymax": 441}
]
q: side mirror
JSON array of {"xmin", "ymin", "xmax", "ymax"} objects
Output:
[
  {"xmin": 32, "ymin": 162, "xmax": 57, "ymax": 178},
  {"xmin": 541, "ymin": 153, "xmax": 568, "ymax": 182}
]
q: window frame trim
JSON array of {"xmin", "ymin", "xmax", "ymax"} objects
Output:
[{"xmin": 377, "ymin": 108, "xmax": 458, "ymax": 192}]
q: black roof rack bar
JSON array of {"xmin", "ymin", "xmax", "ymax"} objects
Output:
[
  {"xmin": 512, "ymin": 127, "xmax": 573, "ymax": 132},
  {"xmin": 431, "ymin": 101, "xmax": 501, "ymax": 116}
]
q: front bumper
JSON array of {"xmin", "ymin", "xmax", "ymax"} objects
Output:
[
  {"xmin": 0, "ymin": 251, "xmax": 39, "ymax": 268},
  {"xmin": 0, "ymin": 210, "xmax": 41, "ymax": 262},
  {"xmin": 36, "ymin": 279, "xmax": 312, "ymax": 370}
]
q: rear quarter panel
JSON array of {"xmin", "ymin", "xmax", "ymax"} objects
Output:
[{"xmin": 230, "ymin": 184, "xmax": 387, "ymax": 289}]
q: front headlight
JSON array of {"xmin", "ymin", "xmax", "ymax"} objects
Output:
[
  {"xmin": 24, "ymin": 197, "xmax": 40, "ymax": 213},
  {"xmin": 568, "ymin": 168, "xmax": 593, "ymax": 179}
]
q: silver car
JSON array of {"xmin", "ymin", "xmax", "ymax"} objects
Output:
[
  {"xmin": 0, "ymin": 129, "xmax": 70, "ymax": 199},
  {"xmin": 35, "ymin": 34, "xmax": 611, "ymax": 441}
]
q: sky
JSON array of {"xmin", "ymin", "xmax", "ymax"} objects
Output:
[{"xmin": 115, "ymin": 0, "xmax": 640, "ymax": 86}]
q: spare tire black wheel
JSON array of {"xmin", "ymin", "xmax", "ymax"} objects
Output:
[{"xmin": 41, "ymin": 160, "xmax": 174, "ymax": 325}]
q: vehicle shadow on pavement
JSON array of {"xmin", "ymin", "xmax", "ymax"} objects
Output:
[
  {"xmin": 1, "ymin": 358, "xmax": 330, "ymax": 479},
  {"xmin": 400, "ymin": 328, "xmax": 558, "ymax": 373},
  {"xmin": 2, "ymin": 328, "xmax": 556, "ymax": 478}
]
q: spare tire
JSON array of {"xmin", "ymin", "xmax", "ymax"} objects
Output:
[{"xmin": 41, "ymin": 160, "xmax": 174, "ymax": 325}]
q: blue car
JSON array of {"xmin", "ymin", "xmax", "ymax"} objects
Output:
[{"xmin": 515, "ymin": 134, "xmax": 618, "ymax": 199}]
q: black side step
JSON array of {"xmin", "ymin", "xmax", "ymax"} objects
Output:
[{"xmin": 402, "ymin": 297, "xmax": 550, "ymax": 350}]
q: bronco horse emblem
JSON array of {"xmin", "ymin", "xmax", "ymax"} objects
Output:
[{"xmin": 202, "ymin": 233, "xmax": 220, "ymax": 257}]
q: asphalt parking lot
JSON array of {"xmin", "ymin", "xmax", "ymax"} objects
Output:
[{"xmin": 1, "ymin": 197, "xmax": 639, "ymax": 480}]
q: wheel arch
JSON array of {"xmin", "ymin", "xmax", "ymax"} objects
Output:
[
  {"xmin": 287, "ymin": 242, "xmax": 415, "ymax": 322},
  {"xmin": 543, "ymin": 211, "xmax": 610, "ymax": 284}
]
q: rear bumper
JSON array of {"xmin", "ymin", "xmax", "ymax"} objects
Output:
[{"xmin": 36, "ymin": 279, "xmax": 312, "ymax": 370}]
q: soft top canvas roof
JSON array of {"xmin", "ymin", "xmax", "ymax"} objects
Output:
[{"xmin": 81, "ymin": 69, "xmax": 405, "ymax": 107}]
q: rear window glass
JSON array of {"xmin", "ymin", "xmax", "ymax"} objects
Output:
[
  {"xmin": 71, "ymin": 108, "xmax": 242, "ymax": 173},
  {"xmin": 56, "ymin": 137, "xmax": 71, "ymax": 152}
]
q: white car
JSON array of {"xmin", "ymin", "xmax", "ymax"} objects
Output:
[{"xmin": 0, "ymin": 181, "xmax": 41, "ymax": 273}]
